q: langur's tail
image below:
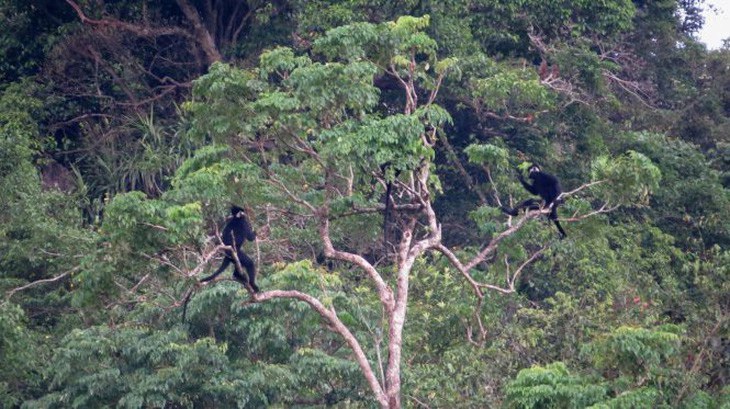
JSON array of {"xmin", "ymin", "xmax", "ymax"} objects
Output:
[
  {"xmin": 500, "ymin": 206, "xmax": 519, "ymax": 216},
  {"xmin": 181, "ymin": 286, "xmax": 196, "ymax": 323}
]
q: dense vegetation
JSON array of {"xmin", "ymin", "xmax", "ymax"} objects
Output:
[{"xmin": 1, "ymin": 0, "xmax": 727, "ymax": 407}]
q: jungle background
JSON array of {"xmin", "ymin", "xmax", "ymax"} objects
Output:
[{"xmin": 0, "ymin": 0, "xmax": 728, "ymax": 407}]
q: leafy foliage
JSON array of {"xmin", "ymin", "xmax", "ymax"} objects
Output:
[{"xmin": 0, "ymin": 1, "xmax": 728, "ymax": 407}]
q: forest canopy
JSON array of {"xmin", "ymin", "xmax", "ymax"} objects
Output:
[{"xmin": 1, "ymin": 0, "xmax": 728, "ymax": 408}]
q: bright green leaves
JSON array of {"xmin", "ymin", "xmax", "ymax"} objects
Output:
[
  {"xmin": 320, "ymin": 113, "xmax": 434, "ymax": 171},
  {"xmin": 187, "ymin": 49, "xmax": 381, "ymax": 140},
  {"xmin": 472, "ymin": 69, "xmax": 551, "ymax": 111},
  {"xmin": 587, "ymin": 325, "xmax": 682, "ymax": 378},
  {"xmin": 258, "ymin": 46, "xmax": 312, "ymax": 79},
  {"xmin": 287, "ymin": 60, "xmax": 380, "ymax": 117},
  {"xmin": 170, "ymin": 145, "xmax": 267, "ymax": 207},
  {"xmin": 389, "ymin": 15, "xmax": 437, "ymax": 59},
  {"xmin": 0, "ymin": 81, "xmax": 42, "ymax": 176},
  {"xmin": 22, "ymin": 326, "xmax": 252, "ymax": 409},
  {"xmin": 314, "ymin": 15, "xmax": 437, "ymax": 65},
  {"xmin": 183, "ymin": 15, "xmax": 454, "ymax": 217},
  {"xmin": 464, "ymin": 143, "xmax": 510, "ymax": 168},
  {"xmin": 313, "ymin": 22, "xmax": 384, "ymax": 61},
  {"xmin": 435, "ymin": 57, "xmax": 460, "ymax": 77},
  {"xmin": 0, "ymin": 303, "xmax": 40, "ymax": 407},
  {"xmin": 102, "ymin": 192, "xmax": 172, "ymax": 250},
  {"xmin": 268, "ymin": 260, "xmax": 343, "ymax": 297},
  {"xmin": 506, "ymin": 362, "xmax": 607, "ymax": 409},
  {"xmin": 457, "ymin": 54, "xmax": 555, "ymax": 118},
  {"xmin": 506, "ymin": 325, "xmax": 683, "ymax": 409},
  {"xmin": 416, "ymin": 104, "xmax": 453, "ymax": 129},
  {"xmin": 591, "ymin": 151, "xmax": 661, "ymax": 206},
  {"xmin": 185, "ymin": 62, "xmax": 263, "ymax": 142},
  {"xmin": 471, "ymin": 66, "xmax": 555, "ymax": 114},
  {"xmin": 390, "ymin": 14, "xmax": 431, "ymax": 33}
]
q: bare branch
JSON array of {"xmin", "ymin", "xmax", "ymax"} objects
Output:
[
  {"xmin": 464, "ymin": 212, "xmax": 535, "ymax": 271},
  {"xmin": 6, "ymin": 271, "xmax": 74, "ymax": 300},
  {"xmin": 65, "ymin": 0, "xmax": 191, "ymax": 39},
  {"xmin": 130, "ymin": 273, "xmax": 152, "ymax": 293},
  {"xmin": 485, "ymin": 166, "xmax": 503, "ymax": 207},
  {"xmin": 562, "ymin": 180, "xmax": 606, "ymax": 197},
  {"xmin": 436, "ymin": 175, "xmax": 617, "ymax": 299},
  {"xmin": 433, "ymin": 244, "xmax": 483, "ymax": 297},
  {"xmin": 267, "ymin": 175, "xmax": 317, "ymax": 214},
  {"xmin": 466, "ymin": 297, "xmax": 489, "ymax": 347},
  {"xmin": 562, "ymin": 203, "xmax": 619, "ymax": 222},
  {"xmin": 319, "ymin": 213, "xmax": 394, "ymax": 311},
  {"xmin": 144, "ymin": 244, "xmax": 225, "ymax": 279},
  {"xmin": 602, "ymin": 70, "xmax": 656, "ymax": 108},
  {"xmin": 253, "ymin": 290, "xmax": 389, "ymax": 408},
  {"xmin": 506, "ymin": 245, "xmax": 549, "ymax": 290}
]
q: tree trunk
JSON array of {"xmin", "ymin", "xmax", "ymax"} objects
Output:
[{"xmin": 175, "ymin": 0, "xmax": 222, "ymax": 65}]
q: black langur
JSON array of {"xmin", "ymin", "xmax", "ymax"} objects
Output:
[
  {"xmin": 182, "ymin": 205, "xmax": 258, "ymax": 322},
  {"xmin": 501, "ymin": 164, "xmax": 567, "ymax": 239},
  {"xmin": 200, "ymin": 205, "xmax": 260, "ymax": 292}
]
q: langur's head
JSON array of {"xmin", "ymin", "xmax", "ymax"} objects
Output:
[{"xmin": 230, "ymin": 205, "xmax": 245, "ymax": 217}]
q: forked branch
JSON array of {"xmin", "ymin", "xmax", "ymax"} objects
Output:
[{"xmin": 253, "ymin": 289, "xmax": 388, "ymax": 408}]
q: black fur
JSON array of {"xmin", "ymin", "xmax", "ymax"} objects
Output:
[
  {"xmin": 200, "ymin": 205, "xmax": 260, "ymax": 291},
  {"xmin": 501, "ymin": 165, "xmax": 567, "ymax": 239}
]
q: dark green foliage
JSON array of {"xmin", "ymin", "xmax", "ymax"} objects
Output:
[{"xmin": 1, "ymin": 1, "xmax": 728, "ymax": 407}]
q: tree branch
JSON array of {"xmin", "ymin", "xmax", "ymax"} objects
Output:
[
  {"xmin": 253, "ymin": 289, "xmax": 389, "ymax": 408},
  {"xmin": 174, "ymin": 0, "xmax": 222, "ymax": 65},
  {"xmin": 436, "ymin": 178, "xmax": 615, "ymax": 298},
  {"xmin": 6, "ymin": 271, "xmax": 73, "ymax": 300},
  {"xmin": 318, "ymin": 212, "xmax": 395, "ymax": 311},
  {"xmin": 65, "ymin": 0, "xmax": 191, "ymax": 39}
]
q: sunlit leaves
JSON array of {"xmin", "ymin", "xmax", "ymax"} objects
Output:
[
  {"xmin": 470, "ymin": 66, "xmax": 555, "ymax": 115},
  {"xmin": 506, "ymin": 362, "xmax": 607, "ymax": 409},
  {"xmin": 464, "ymin": 143, "xmax": 509, "ymax": 168},
  {"xmin": 0, "ymin": 81, "xmax": 42, "ymax": 176},
  {"xmin": 586, "ymin": 325, "xmax": 682, "ymax": 377},
  {"xmin": 258, "ymin": 46, "xmax": 312, "ymax": 79},
  {"xmin": 591, "ymin": 151, "xmax": 661, "ymax": 206},
  {"xmin": 288, "ymin": 60, "xmax": 380, "ymax": 116},
  {"xmin": 416, "ymin": 104, "xmax": 453, "ymax": 128},
  {"xmin": 313, "ymin": 22, "xmax": 383, "ymax": 62},
  {"xmin": 506, "ymin": 325, "xmax": 683, "ymax": 409},
  {"xmin": 0, "ymin": 303, "xmax": 39, "ymax": 407},
  {"xmin": 435, "ymin": 57, "xmax": 460, "ymax": 77},
  {"xmin": 268, "ymin": 260, "xmax": 342, "ymax": 292}
]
